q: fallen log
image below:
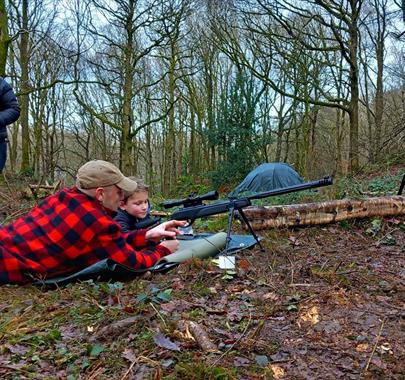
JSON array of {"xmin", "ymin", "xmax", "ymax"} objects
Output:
[
  {"xmin": 241, "ymin": 196, "xmax": 405, "ymax": 230},
  {"xmin": 24, "ymin": 180, "xmax": 62, "ymax": 199}
]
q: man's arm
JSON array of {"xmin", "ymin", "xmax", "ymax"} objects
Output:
[
  {"xmin": 103, "ymin": 227, "xmax": 172, "ymax": 269},
  {"xmin": 108, "ymin": 220, "xmax": 185, "ymax": 269}
]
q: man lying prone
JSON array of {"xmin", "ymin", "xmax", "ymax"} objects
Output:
[{"xmin": 0, "ymin": 160, "xmax": 185, "ymax": 284}]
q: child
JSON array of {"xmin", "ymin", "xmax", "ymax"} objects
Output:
[
  {"xmin": 114, "ymin": 177, "xmax": 157, "ymax": 232},
  {"xmin": 115, "ymin": 177, "xmax": 227, "ymax": 265}
]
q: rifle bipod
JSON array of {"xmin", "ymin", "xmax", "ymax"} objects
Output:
[{"xmin": 225, "ymin": 201, "xmax": 264, "ymax": 254}]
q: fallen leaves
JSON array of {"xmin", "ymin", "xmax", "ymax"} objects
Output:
[
  {"xmin": 355, "ymin": 343, "xmax": 369, "ymax": 352},
  {"xmin": 299, "ymin": 305, "xmax": 320, "ymax": 325},
  {"xmin": 270, "ymin": 364, "xmax": 286, "ymax": 379},
  {"xmin": 153, "ymin": 331, "xmax": 181, "ymax": 351},
  {"xmin": 1, "ymin": 215, "xmax": 404, "ymax": 379}
]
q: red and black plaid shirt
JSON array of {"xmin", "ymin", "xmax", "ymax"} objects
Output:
[{"xmin": 0, "ymin": 187, "xmax": 170, "ymax": 284}]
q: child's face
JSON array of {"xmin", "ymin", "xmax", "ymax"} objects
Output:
[{"xmin": 120, "ymin": 191, "xmax": 149, "ymax": 219}]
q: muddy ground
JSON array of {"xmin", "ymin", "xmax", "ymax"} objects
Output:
[{"xmin": 0, "ymin": 180, "xmax": 404, "ymax": 379}]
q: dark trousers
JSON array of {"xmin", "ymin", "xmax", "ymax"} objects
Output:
[{"xmin": 0, "ymin": 138, "xmax": 7, "ymax": 173}]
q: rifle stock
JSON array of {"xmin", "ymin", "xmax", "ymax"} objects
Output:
[{"xmin": 134, "ymin": 216, "xmax": 161, "ymax": 230}]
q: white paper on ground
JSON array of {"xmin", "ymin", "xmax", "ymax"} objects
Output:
[{"xmin": 218, "ymin": 255, "xmax": 235, "ymax": 269}]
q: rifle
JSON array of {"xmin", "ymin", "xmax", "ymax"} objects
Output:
[
  {"xmin": 164, "ymin": 176, "xmax": 333, "ymax": 253},
  {"xmin": 134, "ymin": 216, "xmax": 161, "ymax": 230},
  {"xmin": 163, "ymin": 190, "xmax": 219, "ymax": 208}
]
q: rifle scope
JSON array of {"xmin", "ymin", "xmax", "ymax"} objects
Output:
[{"xmin": 162, "ymin": 190, "xmax": 219, "ymax": 209}]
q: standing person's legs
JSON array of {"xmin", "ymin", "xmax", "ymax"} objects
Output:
[{"xmin": 0, "ymin": 138, "xmax": 7, "ymax": 173}]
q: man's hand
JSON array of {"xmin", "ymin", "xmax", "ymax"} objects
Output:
[
  {"xmin": 159, "ymin": 239, "xmax": 180, "ymax": 253},
  {"xmin": 145, "ymin": 220, "xmax": 186, "ymax": 242}
]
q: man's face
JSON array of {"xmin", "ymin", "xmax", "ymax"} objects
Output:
[
  {"xmin": 120, "ymin": 191, "xmax": 149, "ymax": 219},
  {"xmin": 100, "ymin": 185, "xmax": 124, "ymax": 211}
]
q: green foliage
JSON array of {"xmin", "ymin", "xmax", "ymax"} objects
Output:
[
  {"xmin": 171, "ymin": 175, "xmax": 211, "ymax": 198},
  {"xmin": 249, "ymin": 190, "xmax": 318, "ymax": 206},
  {"xmin": 99, "ymin": 281, "xmax": 124, "ymax": 295},
  {"xmin": 136, "ymin": 287, "xmax": 173, "ymax": 304},
  {"xmin": 87, "ymin": 343, "xmax": 105, "ymax": 358},
  {"xmin": 367, "ymin": 174, "xmax": 403, "ymax": 194},
  {"xmin": 335, "ymin": 176, "xmax": 364, "ymax": 199},
  {"xmin": 339, "ymin": 220, "xmax": 352, "ymax": 229},
  {"xmin": 19, "ymin": 166, "xmax": 35, "ymax": 178},
  {"xmin": 169, "ymin": 361, "xmax": 236, "ymax": 380},
  {"xmin": 335, "ymin": 170, "xmax": 405, "ymax": 199},
  {"xmin": 193, "ymin": 214, "xmax": 228, "ymax": 233},
  {"xmin": 207, "ymin": 159, "xmax": 250, "ymax": 191},
  {"xmin": 206, "ymin": 70, "xmax": 263, "ymax": 190},
  {"xmin": 366, "ymin": 218, "xmax": 382, "ymax": 236}
]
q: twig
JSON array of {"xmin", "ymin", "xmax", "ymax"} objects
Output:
[
  {"xmin": 138, "ymin": 355, "xmax": 160, "ymax": 367},
  {"xmin": 0, "ymin": 190, "xmax": 13, "ymax": 202},
  {"xmin": 250, "ymin": 319, "xmax": 265, "ymax": 340},
  {"xmin": 150, "ymin": 302, "xmax": 167, "ymax": 328},
  {"xmin": 333, "ymin": 260, "xmax": 343, "ymax": 273},
  {"xmin": 0, "ymin": 364, "xmax": 30, "ymax": 374},
  {"xmin": 363, "ymin": 318, "xmax": 386, "ymax": 375},
  {"xmin": 1, "ymin": 173, "xmax": 12, "ymax": 193},
  {"xmin": 1, "ymin": 208, "xmax": 31, "ymax": 225},
  {"xmin": 286, "ymin": 254, "xmax": 295, "ymax": 284},
  {"xmin": 120, "ymin": 359, "xmax": 138, "ymax": 380},
  {"xmin": 336, "ymin": 270, "xmax": 358, "ymax": 275},
  {"xmin": 186, "ymin": 321, "xmax": 218, "ymax": 352},
  {"xmin": 86, "ymin": 361, "xmax": 104, "ymax": 380},
  {"xmin": 376, "ymin": 228, "xmax": 400, "ymax": 244},
  {"xmin": 320, "ymin": 259, "xmax": 330, "ymax": 271},
  {"xmin": 85, "ymin": 296, "xmax": 105, "ymax": 311},
  {"xmin": 245, "ymin": 273, "xmax": 276, "ymax": 289},
  {"xmin": 89, "ymin": 316, "xmax": 140, "ymax": 342},
  {"xmin": 211, "ymin": 310, "xmax": 252, "ymax": 366},
  {"xmin": 296, "ymin": 287, "xmax": 332, "ymax": 306}
]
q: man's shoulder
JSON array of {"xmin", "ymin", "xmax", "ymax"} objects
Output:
[
  {"xmin": 0, "ymin": 77, "xmax": 11, "ymax": 92},
  {"xmin": 41, "ymin": 187, "xmax": 101, "ymax": 214}
]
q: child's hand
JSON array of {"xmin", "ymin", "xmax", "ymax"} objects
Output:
[{"xmin": 159, "ymin": 239, "xmax": 179, "ymax": 253}]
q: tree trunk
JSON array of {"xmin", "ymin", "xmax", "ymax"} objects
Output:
[
  {"xmin": 242, "ymin": 196, "xmax": 405, "ymax": 229},
  {"xmin": 373, "ymin": 6, "xmax": 386, "ymax": 163},
  {"xmin": 0, "ymin": 0, "xmax": 9, "ymax": 76},
  {"xmin": 203, "ymin": 59, "xmax": 216, "ymax": 170},
  {"xmin": 163, "ymin": 39, "xmax": 177, "ymax": 195},
  {"xmin": 335, "ymin": 108, "xmax": 345, "ymax": 174},
  {"xmin": 120, "ymin": 0, "xmax": 135, "ymax": 175},
  {"xmin": 20, "ymin": 0, "xmax": 30, "ymax": 172},
  {"xmin": 348, "ymin": 1, "xmax": 360, "ymax": 173}
]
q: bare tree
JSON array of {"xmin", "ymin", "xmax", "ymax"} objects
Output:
[
  {"xmin": 71, "ymin": 0, "xmax": 180, "ymax": 174},
  {"xmin": 208, "ymin": 0, "xmax": 364, "ymax": 173}
]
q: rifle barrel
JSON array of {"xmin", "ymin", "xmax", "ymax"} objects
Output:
[{"xmin": 246, "ymin": 176, "xmax": 333, "ymax": 201}]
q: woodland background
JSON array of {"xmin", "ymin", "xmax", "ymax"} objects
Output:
[
  {"xmin": 0, "ymin": 0, "xmax": 405, "ymax": 195},
  {"xmin": 1, "ymin": 2, "xmax": 405, "ymax": 378}
]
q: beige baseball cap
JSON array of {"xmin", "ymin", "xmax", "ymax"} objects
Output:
[{"xmin": 76, "ymin": 160, "xmax": 137, "ymax": 192}]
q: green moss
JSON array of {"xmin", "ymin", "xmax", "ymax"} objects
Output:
[{"xmin": 167, "ymin": 361, "xmax": 237, "ymax": 380}]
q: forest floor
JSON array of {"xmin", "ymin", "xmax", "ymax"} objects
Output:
[{"xmin": 0, "ymin": 172, "xmax": 404, "ymax": 380}]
